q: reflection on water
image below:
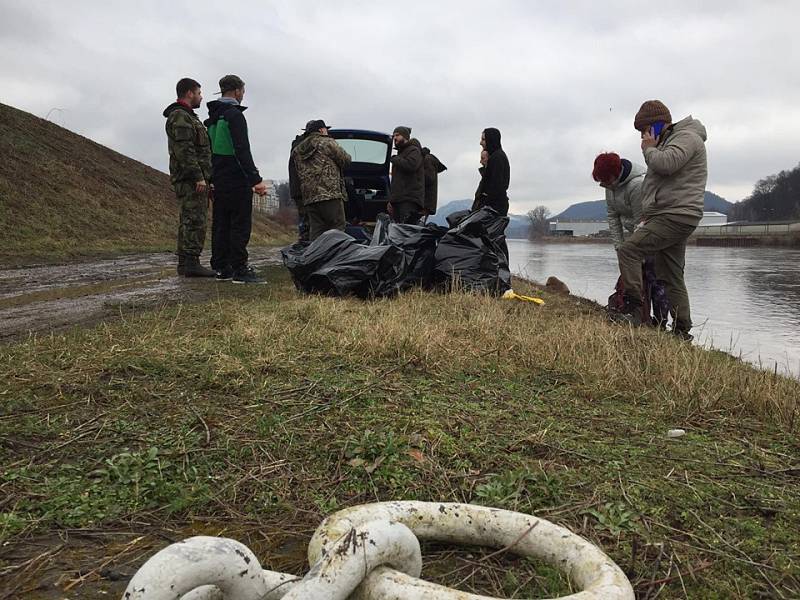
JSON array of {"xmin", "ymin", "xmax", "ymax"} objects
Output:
[{"xmin": 508, "ymin": 240, "xmax": 800, "ymax": 377}]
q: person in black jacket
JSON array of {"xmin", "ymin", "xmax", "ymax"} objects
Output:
[
  {"xmin": 387, "ymin": 126, "xmax": 425, "ymax": 224},
  {"xmin": 476, "ymin": 128, "xmax": 510, "ymax": 216},
  {"xmin": 205, "ymin": 75, "xmax": 267, "ymax": 284}
]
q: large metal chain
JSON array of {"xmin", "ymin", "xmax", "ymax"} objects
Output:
[{"xmin": 123, "ymin": 501, "xmax": 634, "ymax": 600}]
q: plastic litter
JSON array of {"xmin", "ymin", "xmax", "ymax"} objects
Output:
[
  {"xmin": 502, "ymin": 289, "xmax": 545, "ymax": 305},
  {"xmin": 667, "ymin": 429, "xmax": 687, "ymax": 438}
]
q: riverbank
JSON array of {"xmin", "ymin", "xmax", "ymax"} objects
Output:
[{"xmin": 1, "ymin": 266, "xmax": 799, "ymax": 598}]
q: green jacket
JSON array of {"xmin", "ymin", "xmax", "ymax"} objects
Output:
[
  {"xmin": 292, "ymin": 132, "xmax": 351, "ymax": 205},
  {"xmin": 163, "ymin": 102, "xmax": 212, "ymax": 186},
  {"xmin": 605, "ymin": 161, "xmax": 646, "ymax": 249},
  {"xmin": 641, "ymin": 116, "xmax": 707, "ymax": 223}
]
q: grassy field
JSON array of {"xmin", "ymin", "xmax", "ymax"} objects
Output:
[{"xmin": 1, "ymin": 267, "xmax": 799, "ymax": 598}]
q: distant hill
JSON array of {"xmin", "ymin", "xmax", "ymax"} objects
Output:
[
  {"xmin": 729, "ymin": 163, "xmax": 800, "ymax": 222},
  {"xmin": 430, "ymin": 199, "xmax": 530, "ymax": 238},
  {"xmin": 553, "ymin": 191, "xmax": 732, "ymax": 221},
  {"xmin": 0, "ymin": 102, "xmax": 288, "ymax": 262}
]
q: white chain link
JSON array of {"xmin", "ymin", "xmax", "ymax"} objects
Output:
[{"xmin": 123, "ymin": 501, "xmax": 634, "ymax": 600}]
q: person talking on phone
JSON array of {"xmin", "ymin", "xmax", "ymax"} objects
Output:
[{"xmin": 613, "ymin": 100, "xmax": 708, "ymax": 341}]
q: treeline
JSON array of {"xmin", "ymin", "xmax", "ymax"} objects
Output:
[{"xmin": 730, "ymin": 163, "xmax": 800, "ymax": 222}]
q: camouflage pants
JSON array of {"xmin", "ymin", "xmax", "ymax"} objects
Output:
[{"xmin": 175, "ymin": 182, "xmax": 208, "ymax": 257}]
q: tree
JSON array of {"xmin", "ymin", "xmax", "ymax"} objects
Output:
[
  {"xmin": 527, "ymin": 206, "xmax": 552, "ymax": 239},
  {"xmin": 274, "ymin": 181, "xmax": 291, "ymax": 208}
]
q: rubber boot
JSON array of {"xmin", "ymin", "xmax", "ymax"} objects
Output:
[
  {"xmin": 177, "ymin": 254, "xmax": 186, "ymax": 276},
  {"xmin": 183, "ymin": 255, "xmax": 216, "ymax": 278}
]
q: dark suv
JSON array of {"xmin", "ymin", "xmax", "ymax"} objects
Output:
[{"xmin": 328, "ymin": 129, "xmax": 392, "ymax": 225}]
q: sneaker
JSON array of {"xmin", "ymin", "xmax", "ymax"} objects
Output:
[
  {"xmin": 232, "ymin": 266, "xmax": 266, "ymax": 285},
  {"xmin": 608, "ymin": 296, "xmax": 643, "ymax": 327},
  {"xmin": 215, "ymin": 266, "xmax": 234, "ymax": 281},
  {"xmin": 672, "ymin": 328, "xmax": 694, "ymax": 342}
]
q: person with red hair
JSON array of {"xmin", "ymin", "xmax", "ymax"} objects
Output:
[{"xmin": 592, "ymin": 152, "xmax": 646, "ymax": 250}]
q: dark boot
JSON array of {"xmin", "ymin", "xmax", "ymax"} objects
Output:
[
  {"xmin": 183, "ymin": 255, "xmax": 216, "ymax": 278},
  {"xmin": 610, "ymin": 294, "xmax": 643, "ymax": 327},
  {"xmin": 177, "ymin": 254, "xmax": 186, "ymax": 276}
]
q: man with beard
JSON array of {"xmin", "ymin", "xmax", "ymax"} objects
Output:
[
  {"xmin": 163, "ymin": 77, "xmax": 215, "ymax": 277},
  {"xmin": 476, "ymin": 127, "xmax": 510, "ymax": 216},
  {"xmin": 387, "ymin": 126, "xmax": 425, "ymax": 224}
]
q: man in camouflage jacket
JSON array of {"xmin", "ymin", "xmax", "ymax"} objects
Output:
[
  {"xmin": 292, "ymin": 120, "xmax": 351, "ymax": 241},
  {"xmin": 163, "ymin": 77, "xmax": 215, "ymax": 277}
]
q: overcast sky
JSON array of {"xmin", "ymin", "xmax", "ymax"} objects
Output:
[{"xmin": 2, "ymin": 0, "xmax": 799, "ymax": 214}]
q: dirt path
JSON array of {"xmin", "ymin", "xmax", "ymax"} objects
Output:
[{"xmin": 0, "ymin": 249, "xmax": 283, "ymax": 341}]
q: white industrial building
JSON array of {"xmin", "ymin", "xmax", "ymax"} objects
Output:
[
  {"xmin": 697, "ymin": 211, "xmax": 727, "ymax": 227},
  {"xmin": 548, "ymin": 220, "xmax": 608, "ymax": 237}
]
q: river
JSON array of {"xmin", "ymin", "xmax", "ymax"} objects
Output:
[{"xmin": 507, "ymin": 240, "xmax": 800, "ymax": 377}]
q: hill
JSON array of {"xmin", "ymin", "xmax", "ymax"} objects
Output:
[
  {"xmin": 553, "ymin": 191, "xmax": 732, "ymax": 221},
  {"xmin": 730, "ymin": 163, "xmax": 800, "ymax": 222},
  {"xmin": 0, "ymin": 102, "xmax": 289, "ymax": 263},
  {"xmin": 431, "ymin": 199, "xmax": 530, "ymax": 238}
]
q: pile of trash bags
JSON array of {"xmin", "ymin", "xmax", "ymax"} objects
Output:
[{"xmin": 281, "ymin": 207, "xmax": 511, "ymax": 298}]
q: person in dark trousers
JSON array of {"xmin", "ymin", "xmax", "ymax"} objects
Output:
[
  {"xmin": 471, "ymin": 149, "xmax": 489, "ymax": 211},
  {"xmin": 387, "ymin": 126, "xmax": 425, "ymax": 224},
  {"xmin": 476, "ymin": 128, "xmax": 510, "ymax": 216},
  {"xmin": 205, "ymin": 74, "xmax": 268, "ymax": 284},
  {"xmin": 288, "ymin": 133, "xmax": 309, "ymax": 242},
  {"xmin": 615, "ymin": 100, "xmax": 707, "ymax": 340},
  {"xmin": 163, "ymin": 77, "xmax": 215, "ymax": 277},
  {"xmin": 292, "ymin": 119, "xmax": 351, "ymax": 241},
  {"xmin": 421, "ymin": 147, "xmax": 447, "ymax": 222}
]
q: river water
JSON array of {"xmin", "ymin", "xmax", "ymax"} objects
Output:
[{"xmin": 508, "ymin": 240, "xmax": 800, "ymax": 377}]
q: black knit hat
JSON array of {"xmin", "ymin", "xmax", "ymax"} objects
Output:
[{"xmin": 393, "ymin": 126, "xmax": 412, "ymax": 139}]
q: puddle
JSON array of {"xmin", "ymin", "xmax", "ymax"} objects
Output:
[{"xmin": 0, "ymin": 249, "xmax": 283, "ymax": 341}]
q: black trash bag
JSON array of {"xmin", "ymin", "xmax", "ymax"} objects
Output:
[
  {"xmin": 433, "ymin": 207, "xmax": 511, "ymax": 294},
  {"xmin": 370, "ymin": 217, "xmax": 447, "ymax": 290},
  {"xmin": 446, "ymin": 209, "xmax": 471, "ymax": 229},
  {"xmin": 281, "ymin": 230, "xmax": 405, "ymax": 298}
]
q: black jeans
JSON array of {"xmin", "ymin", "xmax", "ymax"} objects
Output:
[{"xmin": 211, "ymin": 187, "xmax": 252, "ymax": 272}]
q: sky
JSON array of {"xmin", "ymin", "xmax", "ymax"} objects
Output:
[{"xmin": 2, "ymin": 0, "xmax": 799, "ymax": 215}]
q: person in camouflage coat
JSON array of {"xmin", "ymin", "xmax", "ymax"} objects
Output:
[
  {"xmin": 292, "ymin": 120, "xmax": 351, "ymax": 241},
  {"xmin": 163, "ymin": 77, "xmax": 215, "ymax": 277}
]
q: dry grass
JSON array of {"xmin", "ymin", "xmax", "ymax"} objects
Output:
[{"xmin": 1, "ymin": 268, "xmax": 799, "ymax": 598}]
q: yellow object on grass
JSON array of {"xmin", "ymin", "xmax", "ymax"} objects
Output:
[{"xmin": 501, "ymin": 289, "xmax": 545, "ymax": 305}]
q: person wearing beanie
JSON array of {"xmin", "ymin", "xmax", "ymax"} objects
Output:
[
  {"xmin": 476, "ymin": 128, "xmax": 510, "ymax": 216},
  {"xmin": 387, "ymin": 126, "xmax": 425, "ymax": 223},
  {"xmin": 613, "ymin": 100, "xmax": 708, "ymax": 340},
  {"xmin": 592, "ymin": 152, "xmax": 647, "ymax": 251}
]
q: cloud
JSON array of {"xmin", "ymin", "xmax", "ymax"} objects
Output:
[{"xmin": 2, "ymin": 0, "xmax": 799, "ymax": 214}]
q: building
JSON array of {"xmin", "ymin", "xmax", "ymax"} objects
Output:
[
  {"xmin": 548, "ymin": 220, "xmax": 608, "ymax": 237},
  {"xmin": 698, "ymin": 211, "xmax": 727, "ymax": 227},
  {"xmin": 252, "ymin": 180, "xmax": 280, "ymax": 215}
]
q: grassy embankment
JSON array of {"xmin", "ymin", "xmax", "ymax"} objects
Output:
[
  {"xmin": 0, "ymin": 102, "xmax": 291, "ymax": 264},
  {"xmin": 1, "ymin": 267, "xmax": 799, "ymax": 599}
]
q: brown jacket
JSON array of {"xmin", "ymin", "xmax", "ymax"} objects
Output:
[{"xmin": 640, "ymin": 116, "xmax": 707, "ymax": 222}]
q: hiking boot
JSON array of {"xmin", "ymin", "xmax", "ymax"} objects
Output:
[
  {"xmin": 177, "ymin": 254, "xmax": 186, "ymax": 276},
  {"xmin": 215, "ymin": 266, "xmax": 234, "ymax": 281},
  {"xmin": 232, "ymin": 266, "xmax": 266, "ymax": 285},
  {"xmin": 672, "ymin": 328, "xmax": 694, "ymax": 342},
  {"xmin": 183, "ymin": 255, "xmax": 216, "ymax": 278},
  {"xmin": 609, "ymin": 295, "xmax": 643, "ymax": 327}
]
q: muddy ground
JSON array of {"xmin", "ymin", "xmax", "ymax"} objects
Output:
[{"xmin": 0, "ymin": 248, "xmax": 283, "ymax": 342}]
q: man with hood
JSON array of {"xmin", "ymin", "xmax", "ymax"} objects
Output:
[
  {"xmin": 421, "ymin": 147, "xmax": 447, "ymax": 220},
  {"xmin": 615, "ymin": 100, "xmax": 708, "ymax": 340},
  {"xmin": 477, "ymin": 128, "xmax": 510, "ymax": 216},
  {"xmin": 592, "ymin": 152, "xmax": 647, "ymax": 251},
  {"xmin": 388, "ymin": 126, "xmax": 425, "ymax": 224},
  {"xmin": 205, "ymin": 75, "xmax": 267, "ymax": 284},
  {"xmin": 291, "ymin": 119, "xmax": 351, "ymax": 241},
  {"xmin": 163, "ymin": 77, "xmax": 215, "ymax": 277}
]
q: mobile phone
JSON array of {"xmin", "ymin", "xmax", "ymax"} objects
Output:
[{"xmin": 651, "ymin": 121, "xmax": 665, "ymax": 138}]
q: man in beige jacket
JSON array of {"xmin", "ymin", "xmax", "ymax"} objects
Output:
[{"xmin": 615, "ymin": 100, "xmax": 707, "ymax": 340}]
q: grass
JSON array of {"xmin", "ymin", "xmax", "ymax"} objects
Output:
[{"xmin": 1, "ymin": 266, "xmax": 799, "ymax": 598}]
